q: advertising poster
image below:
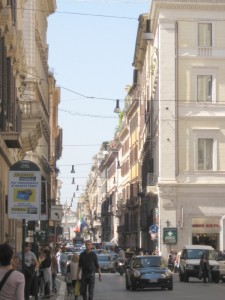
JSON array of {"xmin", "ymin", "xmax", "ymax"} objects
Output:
[{"xmin": 8, "ymin": 161, "xmax": 41, "ymax": 220}]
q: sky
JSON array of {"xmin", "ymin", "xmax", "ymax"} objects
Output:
[{"xmin": 47, "ymin": 0, "xmax": 150, "ymax": 210}]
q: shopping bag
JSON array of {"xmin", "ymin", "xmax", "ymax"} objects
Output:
[{"xmin": 74, "ymin": 281, "xmax": 81, "ymax": 296}]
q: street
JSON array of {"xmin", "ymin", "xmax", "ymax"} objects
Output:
[
  {"xmin": 40, "ymin": 272, "xmax": 225, "ymax": 300},
  {"xmin": 93, "ymin": 273, "xmax": 225, "ymax": 300}
]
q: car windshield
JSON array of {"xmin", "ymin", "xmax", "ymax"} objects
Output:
[
  {"xmin": 186, "ymin": 249, "xmax": 216, "ymax": 260},
  {"xmin": 132, "ymin": 256, "xmax": 163, "ymax": 268}
]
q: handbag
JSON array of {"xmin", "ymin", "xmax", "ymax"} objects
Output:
[
  {"xmin": 74, "ymin": 280, "xmax": 81, "ymax": 296},
  {"xmin": 0, "ymin": 269, "xmax": 15, "ymax": 291}
]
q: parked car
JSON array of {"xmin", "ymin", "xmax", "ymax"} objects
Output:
[
  {"xmin": 179, "ymin": 245, "xmax": 220, "ymax": 283},
  {"xmin": 125, "ymin": 255, "xmax": 173, "ymax": 291},
  {"xmin": 97, "ymin": 254, "xmax": 116, "ymax": 273},
  {"xmin": 215, "ymin": 250, "xmax": 225, "ymax": 282}
]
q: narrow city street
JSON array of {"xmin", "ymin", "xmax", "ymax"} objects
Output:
[{"xmin": 49, "ymin": 272, "xmax": 225, "ymax": 300}]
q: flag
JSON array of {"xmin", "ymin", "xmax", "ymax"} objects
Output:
[
  {"xmin": 80, "ymin": 219, "xmax": 88, "ymax": 232},
  {"xmin": 74, "ymin": 217, "xmax": 82, "ymax": 233}
]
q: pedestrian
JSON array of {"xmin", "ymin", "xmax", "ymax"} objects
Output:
[
  {"xmin": 199, "ymin": 254, "xmax": 211, "ymax": 285},
  {"xmin": 50, "ymin": 247, "xmax": 58, "ymax": 293},
  {"xmin": 0, "ymin": 243, "xmax": 25, "ymax": 300},
  {"xmin": 16, "ymin": 242, "xmax": 38, "ymax": 300},
  {"xmin": 77, "ymin": 240, "xmax": 102, "ymax": 300},
  {"xmin": 65, "ymin": 262, "xmax": 73, "ymax": 295},
  {"xmin": 39, "ymin": 245, "xmax": 52, "ymax": 299},
  {"xmin": 56, "ymin": 247, "xmax": 62, "ymax": 274},
  {"xmin": 70, "ymin": 253, "xmax": 81, "ymax": 300},
  {"xmin": 59, "ymin": 247, "xmax": 68, "ymax": 276}
]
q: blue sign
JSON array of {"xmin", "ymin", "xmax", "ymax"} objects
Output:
[{"xmin": 149, "ymin": 224, "xmax": 159, "ymax": 233}]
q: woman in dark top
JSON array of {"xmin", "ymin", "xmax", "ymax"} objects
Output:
[{"xmin": 199, "ymin": 254, "xmax": 210, "ymax": 285}]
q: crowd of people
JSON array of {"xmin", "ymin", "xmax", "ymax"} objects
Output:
[{"xmin": 0, "ymin": 240, "xmax": 102, "ymax": 300}]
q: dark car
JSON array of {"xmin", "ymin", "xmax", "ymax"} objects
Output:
[{"xmin": 125, "ymin": 255, "xmax": 173, "ymax": 291}]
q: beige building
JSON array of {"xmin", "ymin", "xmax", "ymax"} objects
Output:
[{"xmin": 0, "ymin": 0, "xmax": 62, "ymax": 250}]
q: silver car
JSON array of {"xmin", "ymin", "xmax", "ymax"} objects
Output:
[{"xmin": 97, "ymin": 254, "xmax": 116, "ymax": 273}]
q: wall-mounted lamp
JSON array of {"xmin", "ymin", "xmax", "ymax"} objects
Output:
[
  {"xmin": 103, "ymin": 142, "xmax": 109, "ymax": 155},
  {"xmin": 117, "ymin": 161, "xmax": 121, "ymax": 169},
  {"xmin": 73, "ymin": 192, "xmax": 76, "ymax": 198},
  {"xmin": 114, "ymin": 99, "xmax": 121, "ymax": 113},
  {"xmin": 71, "ymin": 165, "xmax": 75, "ymax": 173},
  {"xmin": 76, "ymin": 185, "xmax": 79, "ymax": 191},
  {"xmin": 72, "ymin": 178, "xmax": 75, "ymax": 184}
]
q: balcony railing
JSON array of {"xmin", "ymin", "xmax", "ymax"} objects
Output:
[
  {"xmin": 20, "ymin": 100, "xmax": 50, "ymax": 138},
  {"xmin": 198, "ymin": 47, "xmax": 212, "ymax": 56}
]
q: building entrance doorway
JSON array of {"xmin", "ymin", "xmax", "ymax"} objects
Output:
[{"xmin": 192, "ymin": 233, "xmax": 218, "ymax": 250}]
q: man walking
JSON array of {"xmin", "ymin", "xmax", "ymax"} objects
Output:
[
  {"xmin": 77, "ymin": 240, "xmax": 102, "ymax": 300},
  {"xmin": 16, "ymin": 242, "xmax": 38, "ymax": 300}
]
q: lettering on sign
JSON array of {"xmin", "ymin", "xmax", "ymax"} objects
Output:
[{"xmin": 192, "ymin": 224, "xmax": 220, "ymax": 228}]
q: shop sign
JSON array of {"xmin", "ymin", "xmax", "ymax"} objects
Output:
[
  {"xmin": 163, "ymin": 227, "xmax": 177, "ymax": 244},
  {"xmin": 192, "ymin": 224, "xmax": 220, "ymax": 228},
  {"xmin": 8, "ymin": 160, "xmax": 41, "ymax": 220},
  {"xmin": 50, "ymin": 205, "xmax": 63, "ymax": 221}
]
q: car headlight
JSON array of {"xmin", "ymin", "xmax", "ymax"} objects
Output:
[
  {"xmin": 133, "ymin": 270, "xmax": 141, "ymax": 277},
  {"xmin": 186, "ymin": 264, "xmax": 194, "ymax": 269}
]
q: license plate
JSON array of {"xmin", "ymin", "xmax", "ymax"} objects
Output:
[{"xmin": 149, "ymin": 279, "xmax": 157, "ymax": 283}]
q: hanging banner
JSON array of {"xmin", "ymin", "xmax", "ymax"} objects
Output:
[{"xmin": 8, "ymin": 160, "xmax": 41, "ymax": 220}]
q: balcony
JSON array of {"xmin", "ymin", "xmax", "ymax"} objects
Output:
[
  {"xmin": 20, "ymin": 100, "xmax": 50, "ymax": 151},
  {"xmin": 1, "ymin": 131, "xmax": 22, "ymax": 148}
]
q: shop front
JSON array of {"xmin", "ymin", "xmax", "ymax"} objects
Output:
[{"xmin": 192, "ymin": 218, "xmax": 220, "ymax": 250}]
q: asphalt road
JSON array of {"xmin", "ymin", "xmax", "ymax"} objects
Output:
[
  {"xmin": 93, "ymin": 272, "xmax": 225, "ymax": 300},
  {"xmin": 31, "ymin": 272, "xmax": 225, "ymax": 300}
]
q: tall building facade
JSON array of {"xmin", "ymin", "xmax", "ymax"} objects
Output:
[{"xmin": 0, "ymin": 0, "xmax": 62, "ymax": 250}]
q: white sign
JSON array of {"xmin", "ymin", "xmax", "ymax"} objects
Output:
[
  {"xmin": 8, "ymin": 164, "xmax": 41, "ymax": 220},
  {"xmin": 50, "ymin": 205, "xmax": 63, "ymax": 221}
]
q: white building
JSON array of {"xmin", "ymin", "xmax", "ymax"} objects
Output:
[{"xmin": 147, "ymin": 0, "xmax": 225, "ymax": 255}]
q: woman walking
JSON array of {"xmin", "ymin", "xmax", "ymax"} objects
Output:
[
  {"xmin": 199, "ymin": 254, "xmax": 211, "ymax": 285},
  {"xmin": 70, "ymin": 253, "xmax": 81, "ymax": 299}
]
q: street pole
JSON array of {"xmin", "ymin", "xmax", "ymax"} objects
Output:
[{"xmin": 22, "ymin": 218, "xmax": 26, "ymax": 274}]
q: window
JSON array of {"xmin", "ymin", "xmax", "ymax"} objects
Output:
[
  {"xmin": 198, "ymin": 138, "xmax": 213, "ymax": 170},
  {"xmin": 198, "ymin": 23, "xmax": 212, "ymax": 47},
  {"xmin": 197, "ymin": 75, "xmax": 212, "ymax": 102}
]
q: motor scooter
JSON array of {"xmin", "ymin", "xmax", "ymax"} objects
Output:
[{"xmin": 117, "ymin": 259, "xmax": 125, "ymax": 275}]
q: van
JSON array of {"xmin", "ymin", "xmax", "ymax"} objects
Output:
[{"xmin": 179, "ymin": 245, "xmax": 220, "ymax": 283}]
